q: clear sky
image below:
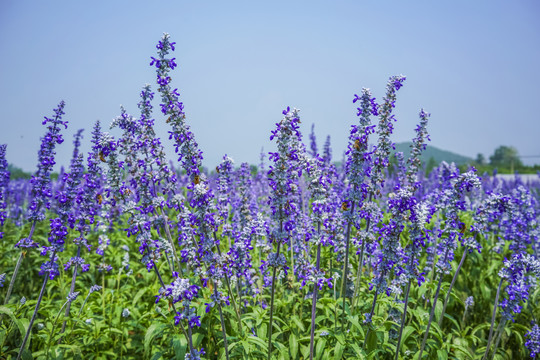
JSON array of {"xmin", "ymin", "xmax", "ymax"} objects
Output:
[{"xmin": 1, "ymin": 0, "xmax": 539, "ymax": 172}]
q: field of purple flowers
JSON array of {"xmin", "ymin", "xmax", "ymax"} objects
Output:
[{"xmin": 0, "ymin": 33, "xmax": 539, "ymax": 360}]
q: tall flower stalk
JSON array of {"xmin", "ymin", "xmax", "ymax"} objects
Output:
[
  {"xmin": 7, "ymin": 101, "xmax": 67, "ymax": 310},
  {"xmin": 266, "ymin": 107, "xmax": 304, "ymax": 359}
]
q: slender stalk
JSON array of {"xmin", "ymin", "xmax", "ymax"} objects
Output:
[
  {"xmin": 332, "ymin": 259, "xmax": 337, "ymax": 334},
  {"xmin": 59, "ymin": 245, "xmax": 82, "ymax": 338},
  {"xmin": 482, "ymin": 279, "xmax": 503, "ymax": 360},
  {"xmin": 417, "ymin": 272, "xmax": 444, "ymax": 359},
  {"xmin": 5, "ymin": 220, "xmax": 38, "ymax": 310},
  {"xmin": 157, "ymin": 208, "xmax": 184, "ymax": 276},
  {"xmin": 215, "ymin": 287, "xmax": 230, "ymax": 360},
  {"xmin": 46, "ymin": 297, "xmax": 74, "ymax": 359},
  {"xmin": 490, "ymin": 319, "xmax": 507, "ymax": 360},
  {"xmin": 340, "ymin": 201, "xmax": 356, "ymax": 331},
  {"xmin": 213, "ymin": 233, "xmax": 243, "ymax": 335},
  {"xmin": 290, "ymin": 235, "xmax": 295, "ymax": 286},
  {"xmin": 394, "ymin": 252, "xmax": 415, "ymax": 360},
  {"xmin": 17, "ymin": 274, "xmax": 50, "ymax": 360},
  {"xmin": 4, "ymin": 251, "xmax": 24, "ymax": 307},
  {"xmin": 352, "ymin": 232, "xmax": 366, "ymax": 307},
  {"xmin": 439, "ymin": 250, "xmax": 467, "ymax": 328},
  {"xmin": 309, "ymin": 240, "xmax": 322, "ymax": 360},
  {"xmin": 267, "ymin": 241, "xmax": 282, "ymax": 360},
  {"xmin": 352, "ymin": 194, "xmax": 373, "ymax": 310},
  {"xmin": 362, "ymin": 283, "xmax": 380, "ymax": 349}
]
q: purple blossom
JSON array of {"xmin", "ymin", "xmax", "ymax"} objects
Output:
[{"xmin": 526, "ymin": 323, "xmax": 540, "ymax": 358}]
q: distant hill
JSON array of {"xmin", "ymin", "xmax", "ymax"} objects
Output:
[{"xmin": 393, "ymin": 142, "xmax": 473, "ymax": 166}]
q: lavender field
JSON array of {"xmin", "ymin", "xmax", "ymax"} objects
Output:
[{"xmin": 0, "ymin": 33, "xmax": 539, "ymax": 360}]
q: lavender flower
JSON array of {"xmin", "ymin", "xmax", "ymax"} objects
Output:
[
  {"xmin": 17, "ymin": 101, "xmax": 67, "ymax": 248},
  {"xmin": 66, "ymin": 291, "xmax": 80, "ymax": 303},
  {"xmin": 27, "ymin": 101, "xmax": 68, "ymax": 222},
  {"xmin": 526, "ymin": 323, "xmax": 540, "ymax": 358},
  {"xmin": 322, "ymin": 135, "xmax": 332, "ymax": 165},
  {"xmin": 309, "ymin": 124, "xmax": 318, "ymax": 157},
  {"xmin": 0, "ymin": 144, "xmax": 9, "ymax": 238},
  {"xmin": 465, "ymin": 296, "xmax": 474, "ymax": 310},
  {"xmin": 154, "ymin": 33, "xmax": 202, "ymax": 179},
  {"xmin": 498, "ymin": 253, "xmax": 540, "ymax": 321}
]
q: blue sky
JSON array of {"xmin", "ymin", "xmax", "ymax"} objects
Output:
[{"xmin": 1, "ymin": 0, "xmax": 539, "ymax": 172}]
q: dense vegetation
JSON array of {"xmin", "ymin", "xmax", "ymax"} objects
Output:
[{"xmin": 0, "ymin": 33, "xmax": 539, "ymax": 360}]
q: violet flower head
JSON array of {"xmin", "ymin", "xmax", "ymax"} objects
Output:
[
  {"xmin": 345, "ymin": 88, "xmax": 377, "ymax": 204},
  {"xmin": 322, "ymin": 135, "xmax": 332, "ymax": 165},
  {"xmin": 406, "ymin": 109, "xmax": 430, "ymax": 190},
  {"xmin": 67, "ymin": 291, "xmax": 80, "ymax": 303},
  {"xmin": 70, "ymin": 129, "xmax": 84, "ymax": 168},
  {"xmin": 498, "ymin": 253, "xmax": 540, "ymax": 321},
  {"xmin": 309, "ymin": 123, "xmax": 318, "ymax": 157},
  {"xmin": 26, "ymin": 101, "xmax": 68, "ymax": 225},
  {"xmin": 215, "ymin": 155, "xmax": 235, "ymax": 227},
  {"xmin": 75, "ymin": 120, "xmax": 104, "ymax": 235},
  {"xmin": 369, "ymin": 75, "xmax": 406, "ymax": 195},
  {"xmin": 267, "ymin": 107, "xmax": 306, "ymax": 242},
  {"xmin": 526, "ymin": 322, "xmax": 540, "ymax": 358},
  {"xmin": 0, "ymin": 144, "xmax": 9, "ymax": 238},
  {"xmin": 153, "ymin": 33, "xmax": 202, "ymax": 179}
]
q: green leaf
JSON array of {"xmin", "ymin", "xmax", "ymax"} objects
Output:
[
  {"xmin": 400, "ymin": 326, "xmax": 415, "ymax": 348},
  {"xmin": 258, "ymin": 323, "xmax": 267, "ymax": 340},
  {"xmin": 132, "ymin": 288, "xmax": 148, "ymax": 308},
  {"xmin": 365, "ymin": 330, "xmax": 378, "ymax": 354},
  {"xmin": 173, "ymin": 337, "xmax": 187, "ymax": 360},
  {"xmin": 333, "ymin": 341, "xmax": 344, "ymax": 360},
  {"xmin": 144, "ymin": 323, "xmax": 165, "ymax": 357},
  {"xmin": 301, "ymin": 344, "xmax": 310, "ymax": 359},
  {"xmin": 315, "ymin": 339, "xmax": 326, "ymax": 360},
  {"xmin": 291, "ymin": 315, "xmax": 305, "ymax": 332},
  {"xmin": 246, "ymin": 334, "xmax": 268, "ymax": 352},
  {"xmin": 0, "ymin": 305, "xmax": 26, "ymax": 338},
  {"xmin": 290, "ymin": 334, "xmax": 298, "ymax": 359},
  {"xmin": 437, "ymin": 349, "xmax": 448, "ymax": 360}
]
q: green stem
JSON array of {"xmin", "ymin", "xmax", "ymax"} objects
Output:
[
  {"xmin": 309, "ymin": 227, "xmax": 322, "ymax": 360},
  {"xmin": 17, "ymin": 270, "xmax": 50, "ymax": 360},
  {"xmin": 417, "ymin": 272, "xmax": 444, "ymax": 359},
  {"xmin": 490, "ymin": 319, "xmax": 507, "ymax": 360},
  {"xmin": 267, "ymin": 241, "xmax": 282, "ymax": 360},
  {"xmin": 482, "ymin": 279, "xmax": 503, "ymax": 360},
  {"xmin": 59, "ymin": 244, "xmax": 82, "ymax": 340},
  {"xmin": 215, "ymin": 287, "xmax": 230, "ymax": 360},
  {"xmin": 340, "ymin": 201, "xmax": 356, "ymax": 332},
  {"xmin": 394, "ymin": 252, "xmax": 415, "ymax": 360},
  {"xmin": 439, "ymin": 250, "xmax": 467, "ymax": 328}
]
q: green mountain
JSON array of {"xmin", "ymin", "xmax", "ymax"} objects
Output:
[{"xmin": 393, "ymin": 142, "xmax": 473, "ymax": 166}]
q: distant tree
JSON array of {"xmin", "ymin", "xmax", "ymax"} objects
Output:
[
  {"xmin": 475, "ymin": 153, "xmax": 486, "ymax": 165},
  {"xmin": 489, "ymin": 145, "xmax": 522, "ymax": 168},
  {"xmin": 7, "ymin": 164, "xmax": 31, "ymax": 180}
]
